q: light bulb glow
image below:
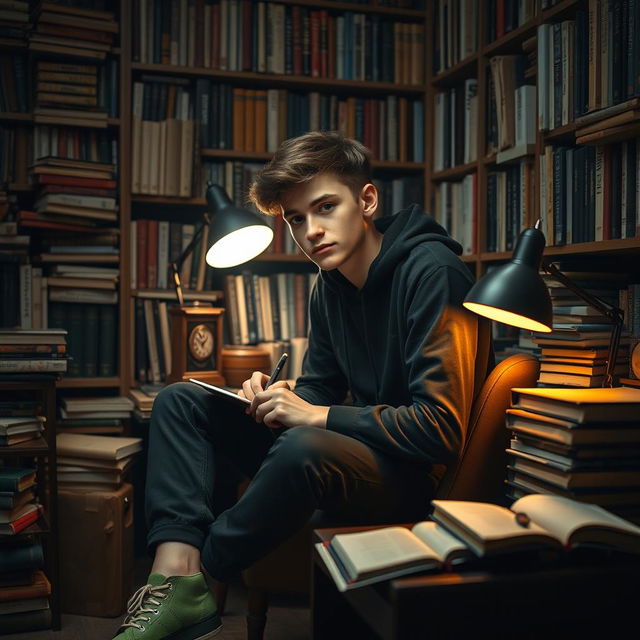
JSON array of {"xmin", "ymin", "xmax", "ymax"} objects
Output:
[
  {"xmin": 205, "ymin": 225, "xmax": 273, "ymax": 268},
  {"xmin": 463, "ymin": 302, "xmax": 552, "ymax": 332}
]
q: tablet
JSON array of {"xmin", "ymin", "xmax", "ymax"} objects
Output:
[{"xmin": 188, "ymin": 378, "xmax": 251, "ymax": 407}]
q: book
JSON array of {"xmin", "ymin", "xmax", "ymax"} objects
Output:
[
  {"xmin": 0, "ymin": 468, "xmax": 36, "ymax": 492},
  {"xmin": 0, "ymin": 541, "xmax": 43, "ymax": 573},
  {"xmin": 510, "ymin": 387, "xmax": 640, "ymax": 422},
  {"xmin": 0, "ymin": 504, "xmax": 42, "ymax": 535},
  {"xmin": 56, "ymin": 433, "xmax": 142, "ymax": 461},
  {"xmin": 315, "ymin": 521, "xmax": 471, "ymax": 592},
  {"xmin": 506, "ymin": 408, "xmax": 640, "ymax": 446},
  {"xmin": 430, "ymin": 495, "xmax": 640, "ymax": 557},
  {"xmin": 188, "ymin": 378, "xmax": 250, "ymax": 407},
  {"xmin": 0, "ymin": 570, "xmax": 51, "ymax": 602},
  {"xmin": 508, "ymin": 456, "xmax": 640, "ymax": 489}
]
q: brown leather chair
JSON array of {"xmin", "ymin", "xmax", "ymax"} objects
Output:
[{"xmin": 237, "ymin": 352, "xmax": 540, "ymax": 639}]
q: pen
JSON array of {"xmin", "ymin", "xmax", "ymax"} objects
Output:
[{"xmin": 265, "ymin": 352, "xmax": 288, "ymax": 389}]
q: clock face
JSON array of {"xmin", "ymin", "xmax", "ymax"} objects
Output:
[{"xmin": 188, "ymin": 323, "xmax": 215, "ymax": 362}]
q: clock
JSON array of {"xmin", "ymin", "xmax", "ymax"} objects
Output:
[{"xmin": 167, "ymin": 305, "xmax": 226, "ymax": 386}]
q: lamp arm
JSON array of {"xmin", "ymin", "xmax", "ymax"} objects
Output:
[
  {"xmin": 542, "ymin": 260, "xmax": 625, "ymax": 387},
  {"xmin": 170, "ymin": 212, "xmax": 211, "ymax": 307}
]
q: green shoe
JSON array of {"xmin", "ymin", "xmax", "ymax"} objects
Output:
[{"xmin": 113, "ymin": 573, "xmax": 221, "ymax": 640}]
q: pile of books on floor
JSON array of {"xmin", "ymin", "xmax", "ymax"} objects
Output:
[
  {"xmin": 505, "ymin": 387, "xmax": 640, "ymax": 523},
  {"xmin": 0, "ymin": 329, "xmax": 68, "ymax": 375},
  {"xmin": 533, "ymin": 271, "xmax": 631, "ymax": 388},
  {"xmin": 0, "ymin": 537, "xmax": 52, "ymax": 634},
  {"xmin": 0, "ymin": 1, "xmax": 29, "ymax": 45},
  {"xmin": 0, "ymin": 467, "xmax": 43, "ymax": 536},
  {"xmin": 56, "ymin": 433, "xmax": 143, "ymax": 490},
  {"xmin": 29, "ymin": 1, "xmax": 117, "ymax": 61}
]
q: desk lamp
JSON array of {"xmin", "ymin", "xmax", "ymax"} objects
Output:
[
  {"xmin": 166, "ymin": 182, "xmax": 274, "ymax": 385},
  {"xmin": 463, "ymin": 220, "xmax": 624, "ymax": 388}
]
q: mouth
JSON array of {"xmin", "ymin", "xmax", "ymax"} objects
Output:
[{"xmin": 312, "ymin": 243, "xmax": 335, "ymax": 256}]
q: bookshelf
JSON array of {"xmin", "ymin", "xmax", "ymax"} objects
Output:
[
  {"xmin": 0, "ymin": 377, "xmax": 60, "ymax": 631},
  {"xmin": 1, "ymin": 0, "xmax": 639, "ymax": 395}
]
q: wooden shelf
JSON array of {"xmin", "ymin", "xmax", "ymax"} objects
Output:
[
  {"xmin": 543, "ymin": 122, "xmax": 577, "ymax": 142},
  {"xmin": 431, "ymin": 55, "xmax": 478, "ymax": 87},
  {"xmin": 57, "ymin": 377, "xmax": 121, "ymax": 388},
  {"xmin": 541, "ymin": 0, "xmax": 580, "ymax": 21},
  {"xmin": 131, "ymin": 63, "xmax": 426, "ymax": 95},
  {"xmin": 132, "ymin": 195, "xmax": 207, "ymax": 205},
  {"xmin": 254, "ymin": 253, "xmax": 310, "ymax": 263},
  {"xmin": 432, "ymin": 162, "xmax": 477, "ymax": 181},
  {"xmin": 482, "ymin": 20, "xmax": 538, "ymax": 57},
  {"xmin": 275, "ymin": 0, "xmax": 425, "ymax": 18},
  {"xmin": 0, "ymin": 112, "xmax": 31, "ymax": 122},
  {"xmin": 202, "ymin": 149, "xmax": 425, "ymax": 171}
]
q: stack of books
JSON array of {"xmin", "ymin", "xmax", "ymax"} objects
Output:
[
  {"xmin": 0, "ymin": 467, "xmax": 42, "ymax": 535},
  {"xmin": 0, "ymin": 1, "xmax": 29, "ymax": 45},
  {"xmin": 59, "ymin": 396, "xmax": 133, "ymax": 422},
  {"xmin": 29, "ymin": 2, "xmax": 117, "ymax": 61},
  {"xmin": 128, "ymin": 386, "xmax": 161, "ymax": 421},
  {"xmin": 533, "ymin": 272, "xmax": 631, "ymax": 387},
  {"xmin": 0, "ymin": 329, "xmax": 68, "ymax": 375},
  {"xmin": 505, "ymin": 387, "xmax": 640, "ymax": 522},
  {"xmin": 56, "ymin": 433, "xmax": 142, "ymax": 490},
  {"xmin": 574, "ymin": 97, "xmax": 640, "ymax": 146},
  {"xmin": 0, "ymin": 416, "xmax": 45, "ymax": 447},
  {"xmin": 0, "ymin": 559, "xmax": 51, "ymax": 635}
]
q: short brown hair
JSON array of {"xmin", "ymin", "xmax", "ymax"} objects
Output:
[{"xmin": 248, "ymin": 131, "xmax": 373, "ymax": 216}]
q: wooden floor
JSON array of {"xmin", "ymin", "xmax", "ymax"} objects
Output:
[{"xmin": 3, "ymin": 557, "xmax": 311, "ymax": 640}]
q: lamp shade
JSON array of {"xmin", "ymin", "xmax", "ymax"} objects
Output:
[
  {"xmin": 463, "ymin": 227, "xmax": 553, "ymax": 332},
  {"xmin": 204, "ymin": 183, "xmax": 274, "ymax": 268}
]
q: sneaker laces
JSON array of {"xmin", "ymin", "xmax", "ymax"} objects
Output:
[{"xmin": 120, "ymin": 582, "xmax": 171, "ymax": 631}]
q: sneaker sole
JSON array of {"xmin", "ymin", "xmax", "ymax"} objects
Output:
[{"xmin": 165, "ymin": 613, "xmax": 222, "ymax": 640}]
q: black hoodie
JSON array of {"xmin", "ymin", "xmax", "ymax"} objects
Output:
[{"xmin": 293, "ymin": 204, "xmax": 489, "ymax": 467}]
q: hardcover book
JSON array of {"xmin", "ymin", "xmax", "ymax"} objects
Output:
[
  {"xmin": 315, "ymin": 521, "xmax": 471, "ymax": 592},
  {"xmin": 430, "ymin": 495, "xmax": 640, "ymax": 557}
]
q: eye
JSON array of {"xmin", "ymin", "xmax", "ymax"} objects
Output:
[
  {"xmin": 319, "ymin": 202, "xmax": 335, "ymax": 213},
  {"xmin": 287, "ymin": 214, "xmax": 305, "ymax": 226}
]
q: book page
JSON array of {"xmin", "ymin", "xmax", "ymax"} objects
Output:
[
  {"xmin": 512, "ymin": 494, "xmax": 640, "ymax": 546},
  {"xmin": 332, "ymin": 526, "xmax": 439, "ymax": 579},
  {"xmin": 411, "ymin": 521, "xmax": 469, "ymax": 564}
]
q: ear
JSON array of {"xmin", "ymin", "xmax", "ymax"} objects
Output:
[{"xmin": 359, "ymin": 183, "xmax": 378, "ymax": 220}]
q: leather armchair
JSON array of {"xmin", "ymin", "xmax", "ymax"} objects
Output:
[{"xmin": 238, "ymin": 352, "xmax": 540, "ymax": 639}]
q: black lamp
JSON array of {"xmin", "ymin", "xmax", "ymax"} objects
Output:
[
  {"xmin": 463, "ymin": 220, "xmax": 625, "ymax": 388},
  {"xmin": 170, "ymin": 182, "xmax": 274, "ymax": 305}
]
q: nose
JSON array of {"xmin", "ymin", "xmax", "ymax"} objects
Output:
[{"xmin": 305, "ymin": 216, "xmax": 324, "ymax": 241}]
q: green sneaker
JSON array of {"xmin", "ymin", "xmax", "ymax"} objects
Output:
[{"xmin": 112, "ymin": 572, "xmax": 221, "ymax": 640}]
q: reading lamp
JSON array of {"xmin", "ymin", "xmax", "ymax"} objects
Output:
[
  {"xmin": 463, "ymin": 220, "xmax": 625, "ymax": 388},
  {"xmin": 170, "ymin": 182, "xmax": 274, "ymax": 305},
  {"xmin": 166, "ymin": 182, "xmax": 274, "ymax": 386}
]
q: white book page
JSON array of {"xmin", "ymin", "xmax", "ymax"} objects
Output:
[
  {"xmin": 411, "ymin": 521, "xmax": 468, "ymax": 563},
  {"xmin": 512, "ymin": 494, "xmax": 640, "ymax": 545},
  {"xmin": 332, "ymin": 527, "xmax": 438, "ymax": 577},
  {"xmin": 432, "ymin": 500, "xmax": 553, "ymax": 542},
  {"xmin": 188, "ymin": 379, "xmax": 250, "ymax": 406}
]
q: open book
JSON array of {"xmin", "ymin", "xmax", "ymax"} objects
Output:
[
  {"xmin": 315, "ymin": 521, "xmax": 471, "ymax": 592},
  {"xmin": 431, "ymin": 495, "xmax": 640, "ymax": 557}
]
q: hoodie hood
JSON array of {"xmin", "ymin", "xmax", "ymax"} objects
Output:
[{"xmin": 320, "ymin": 205, "xmax": 462, "ymax": 293}]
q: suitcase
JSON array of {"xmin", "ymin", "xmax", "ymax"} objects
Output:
[{"xmin": 58, "ymin": 482, "xmax": 134, "ymax": 617}]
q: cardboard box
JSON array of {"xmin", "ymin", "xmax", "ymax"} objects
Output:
[{"xmin": 58, "ymin": 482, "xmax": 134, "ymax": 617}]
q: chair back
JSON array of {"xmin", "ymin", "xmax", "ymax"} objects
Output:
[{"xmin": 435, "ymin": 353, "xmax": 540, "ymax": 506}]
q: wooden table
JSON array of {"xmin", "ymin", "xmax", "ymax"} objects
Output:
[{"xmin": 312, "ymin": 526, "xmax": 640, "ymax": 639}]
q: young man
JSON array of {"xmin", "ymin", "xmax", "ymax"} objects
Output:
[{"xmin": 113, "ymin": 132, "xmax": 492, "ymax": 639}]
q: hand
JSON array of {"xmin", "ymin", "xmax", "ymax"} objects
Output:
[
  {"xmin": 239, "ymin": 370, "xmax": 290, "ymax": 402},
  {"xmin": 250, "ymin": 386, "xmax": 329, "ymax": 430}
]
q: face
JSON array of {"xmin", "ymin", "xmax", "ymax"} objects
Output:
[{"xmin": 280, "ymin": 173, "xmax": 380, "ymax": 282}]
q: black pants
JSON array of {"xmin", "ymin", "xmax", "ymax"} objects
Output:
[{"xmin": 145, "ymin": 382, "xmax": 437, "ymax": 581}]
